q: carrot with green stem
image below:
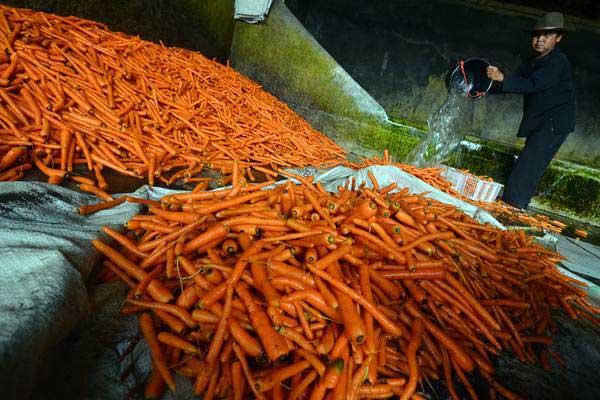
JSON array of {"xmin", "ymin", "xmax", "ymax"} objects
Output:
[{"xmin": 303, "ymin": 186, "xmax": 336, "ymax": 228}]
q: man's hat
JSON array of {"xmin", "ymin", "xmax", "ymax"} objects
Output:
[{"xmin": 529, "ymin": 12, "xmax": 567, "ymax": 32}]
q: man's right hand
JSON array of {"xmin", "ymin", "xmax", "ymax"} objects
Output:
[{"xmin": 487, "ymin": 66, "xmax": 504, "ymax": 82}]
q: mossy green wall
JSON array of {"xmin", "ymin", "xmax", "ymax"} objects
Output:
[
  {"xmin": 2, "ymin": 0, "xmax": 234, "ymax": 61},
  {"xmin": 229, "ymin": 0, "xmax": 421, "ymax": 160}
]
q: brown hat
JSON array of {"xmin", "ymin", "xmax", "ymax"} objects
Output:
[{"xmin": 530, "ymin": 12, "xmax": 567, "ymax": 32}]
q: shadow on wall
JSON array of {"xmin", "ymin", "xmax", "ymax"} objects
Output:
[
  {"xmin": 2, "ymin": 0, "xmax": 235, "ymax": 62},
  {"xmin": 286, "ymin": 0, "xmax": 600, "ymax": 167}
]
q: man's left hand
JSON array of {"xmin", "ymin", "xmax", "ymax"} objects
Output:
[{"xmin": 487, "ymin": 66, "xmax": 504, "ymax": 82}]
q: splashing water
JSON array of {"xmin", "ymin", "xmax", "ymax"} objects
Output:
[{"xmin": 405, "ymin": 87, "xmax": 474, "ymax": 167}]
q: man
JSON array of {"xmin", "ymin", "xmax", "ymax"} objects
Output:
[{"xmin": 486, "ymin": 12, "xmax": 576, "ymax": 210}]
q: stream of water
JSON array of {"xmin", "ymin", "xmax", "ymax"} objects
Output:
[{"xmin": 404, "ymin": 87, "xmax": 474, "ymax": 167}]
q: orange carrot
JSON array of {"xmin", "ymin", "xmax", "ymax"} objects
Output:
[
  {"xmin": 139, "ymin": 313, "xmax": 176, "ymax": 391},
  {"xmin": 399, "ymin": 318, "xmax": 425, "ymax": 400},
  {"xmin": 236, "ymin": 283, "xmax": 289, "ymax": 362},
  {"xmin": 157, "ymin": 332, "xmax": 197, "ymax": 353}
]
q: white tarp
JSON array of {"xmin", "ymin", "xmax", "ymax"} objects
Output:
[{"xmin": 234, "ymin": 0, "xmax": 273, "ymax": 23}]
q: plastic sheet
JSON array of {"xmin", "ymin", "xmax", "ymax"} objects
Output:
[
  {"xmin": 234, "ymin": 0, "xmax": 273, "ymax": 23},
  {"xmin": 0, "ymin": 182, "xmax": 148, "ymax": 399}
]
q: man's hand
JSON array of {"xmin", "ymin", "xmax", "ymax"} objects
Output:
[{"xmin": 487, "ymin": 66, "xmax": 504, "ymax": 82}]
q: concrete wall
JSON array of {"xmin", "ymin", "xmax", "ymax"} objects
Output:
[
  {"xmin": 2, "ymin": 0, "xmax": 235, "ymax": 62},
  {"xmin": 287, "ymin": 0, "xmax": 600, "ymax": 167},
  {"xmin": 229, "ymin": 0, "xmax": 423, "ymax": 160}
]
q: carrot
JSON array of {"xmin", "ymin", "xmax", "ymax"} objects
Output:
[
  {"xmin": 79, "ymin": 183, "xmax": 113, "ymax": 201},
  {"xmin": 91, "ymin": 240, "xmax": 172, "ymax": 303},
  {"xmin": 349, "ymin": 354, "xmax": 373, "ymax": 400},
  {"xmin": 184, "ymin": 223, "xmax": 228, "ymax": 254},
  {"xmin": 139, "ymin": 313, "xmax": 176, "ymax": 391},
  {"xmin": 236, "ymin": 283, "xmax": 289, "ymax": 362},
  {"xmin": 266, "ymin": 260, "xmax": 316, "ymax": 288},
  {"xmin": 276, "ymin": 324, "xmax": 316, "ymax": 352},
  {"xmin": 380, "ymin": 268, "xmax": 445, "ymax": 280},
  {"xmin": 152, "ymin": 309, "xmax": 185, "ymax": 335},
  {"xmin": 93, "ymin": 165, "xmax": 109, "ymax": 189},
  {"xmin": 445, "ymin": 274, "xmax": 500, "ymax": 331},
  {"xmin": 78, "ymin": 196, "xmax": 127, "ymax": 215},
  {"xmin": 157, "ymin": 332, "xmax": 197, "ymax": 353},
  {"xmin": 303, "ymin": 187, "xmax": 336, "ymax": 228},
  {"xmin": 228, "ymin": 317, "xmax": 263, "ymax": 358},
  {"xmin": 399, "ymin": 318, "xmax": 424, "ymax": 400},
  {"xmin": 404, "ymin": 300, "xmax": 474, "ymax": 372},
  {"xmin": 358, "ymin": 384, "xmax": 394, "ymax": 397},
  {"xmin": 144, "ymin": 364, "xmax": 166, "ymax": 400},
  {"xmin": 312, "ymin": 241, "xmax": 353, "ymax": 270},
  {"xmin": 231, "ymin": 361, "xmax": 245, "ymax": 400},
  {"xmin": 101, "ymin": 226, "xmax": 147, "ymax": 258},
  {"xmin": 31, "ymin": 153, "xmax": 67, "ymax": 178},
  {"xmin": 75, "ymin": 137, "xmax": 597, "ymax": 400},
  {"xmin": 282, "ymin": 289, "xmax": 337, "ymax": 320},
  {"xmin": 148, "ymin": 205, "xmax": 200, "ymax": 224},
  {"xmin": 296, "ymin": 348, "xmax": 326, "ymax": 376},
  {"xmin": 307, "ymin": 264, "xmax": 403, "ymax": 336},
  {"xmin": 343, "ymin": 200, "xmax": 378, "ymax": 224},
  {"xmin": 127, "ymin": 299, "xmax": 196, "ymax": 328},
  {"xmin": 327, "ymin": 262, "xmax": 366, "ymax": 345},
  {"xmin": 289, "ymin": 370, "xmax": 318, "ymax": 400},
  {"xmin": 255, "ymin": 360, "xmax": 310, "ymax": 392},
  {"xmin": 309, "ymin": 358, "xmax": 344, "ymax": 400},
  {"xmin": 0, "ymin": 146, "xmax": 24, "ymax": 171},
  {"xmin": 367, "ymin": 169, "xmax": 380, "ymax": 191}
]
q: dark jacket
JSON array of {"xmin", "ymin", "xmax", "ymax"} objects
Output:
[{"xmin": 500, "ymin": 48, "xmax": 576, "ymax": 137}]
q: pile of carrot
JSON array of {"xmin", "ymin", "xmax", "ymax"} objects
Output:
[
  {"xmin": 89, "ymin": 164, "xmax": 599, "ymax": 400},
  {"xmin": 344, "ymin": 150, "xmax": 460, "ymax": 199},
  {"xmin": 489, "ymin": 206, "xmax": 567, "ymax": 235},
  {"xmin": 0, "ymin": 5, "xmax": 344, "ymax": 192},
  {"xmin": 346, "ymin": 151, "xmax": 571, "ymax": 235}
]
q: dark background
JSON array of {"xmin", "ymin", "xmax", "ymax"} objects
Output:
[{"xmin": 286, "ymin": 0, "xmax": 600, "ymax": 166}]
